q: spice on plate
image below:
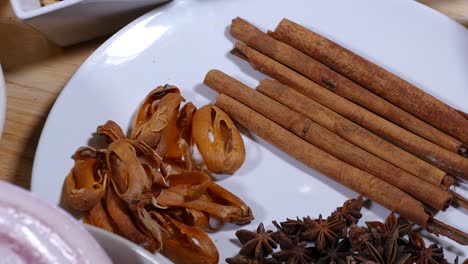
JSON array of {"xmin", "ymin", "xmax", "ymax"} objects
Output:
[
  {"xmin": 227, "ymin": 197, "xmax": 461, "ymax": 264},
  {"xmin": 230, "ymin": 17, "xmax": 466, "ymax": 156},
  {"xmin": 204, "ymin": 70, "xmax": 453, "ymax": 211},
  {"xmin": 457, "ymin": 109, "xmax": 468, "ymax": 120},
  {"xmin": 63, "ymin": 85, "xmax": 253, "ymax": 264},
  {"xmin": 215, "ymin": 93, "xmax": 431, "ymax": 228},
  {"xmin": 215, "ymin": 93, "xmax": 468, "ymax": 244},
  {"xmin": 236, "ymin": 223, "xmax": 277, "ymax": 259},
  {"xmin": 301, "ymin": 215, "xmax": 345, "ymax": 250},
  {"xmin": 192, "ymin": 105, "xmax": 246, "ymax": 173},
  {"xmin": 231, "ymin": 41, "xmax": 468, "ymax": 181},
  {"xmin": 270, "ymin": 18, "xmax": 468, "ymax": 145},
  {"xmin": 271, "ymin": 233, "xmax": 315, "ymax": 264}
]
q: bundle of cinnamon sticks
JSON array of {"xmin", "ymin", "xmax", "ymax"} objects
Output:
[{"xmin": 203, "ymin": 17, "xmax": 468, "ymax": 244}]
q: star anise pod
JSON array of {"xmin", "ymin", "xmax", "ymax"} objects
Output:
[
  {"xmin": 236, "ymin": 223, "xmax": 278, "ymax": 260},
  {"xmin": 277, "ymin": 217, "xmax": 305, "ymax": 237},
  {"xmin": 226, "ymin": 255, "xmax": 278, "ymax": 264},
  {"xmin": 356, "ymin": 228, "xmax": 411, "ymax": 264},
  {"xmin": 272, "ymin": 232, "xmax": 316, "ymax": 264},
  {"xmin": 302, "ymin": 214, "xmax": 346, "ymax": 250},
  {"xmin": 348, "ymin": 223, "xmax": 371, "ymax": 253},
  {"xmin": 329, "ymin": 196, "xmax": 363, "ymax": 237},
  {"xmin": 346, "ymin": 255, "xmax": 358, "ymax": 264},
  {"xmin": 329, "ymin": 196, "xmax": 363, "ymax": 225},
  {"xmin": 406, "ymin": 231, "xmax": 448, "ymax": 264},
  {"xmin": 316, "ymin": 238, "xmax": 352, "ymax": 264},
  {"xmin": 365, "ymin": 213, "xmax": 413, "ymax": 248}
]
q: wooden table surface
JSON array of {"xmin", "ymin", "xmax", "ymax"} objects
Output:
[{"xmin": 0, "ymin": 0, "xmax": 467, "ymax": 189}]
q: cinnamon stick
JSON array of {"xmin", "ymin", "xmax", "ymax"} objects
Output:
[
  {"xmin": 427, "ymin": 218, "xmax": 468, "ymax": 245},
  {"xmin": 270, "ymin": 18, "xmax": 468, "ymax": 145},
  {"xmin": 204, "ymin": 70, "xmax": 452, "ymax": 210},
  {"xmin": 215, "ymin": 93, "xmax": 430, "ymax": 228},
  {"xmin": 256, "ymin": 79, "xmax": 451, "ymax": 188},
  {"xmin": 229, "ymin": 17, "xmax": 466, "ymax": 156},
  {"xmin": 457, "ymin": 109, "xmax": 468, "ymax": 120},
  {"xmin": 451, "ymin": 191, "xmax": 468, "ymax": 209},
  {"xmin": 231, "ymin": 42, "xmax": 468, "ymax": 180}
]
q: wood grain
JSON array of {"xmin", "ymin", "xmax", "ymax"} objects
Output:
[
  {"xmin": 417, "ymin": 0, "xmax": 468, "ymax": 26},
  {"xmin": 0, "ymin": 0, "xmax": 105, "ymax": 188},
  {"xmin": 0, "ymin": 0, "xmax": 466, "ymax": 189}
]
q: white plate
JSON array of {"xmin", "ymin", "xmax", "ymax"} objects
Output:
[
  {"xmin": 32, "ymin": 0, "xmax": 468, "ymax": 262},
  {"xmin": 0, "ymin": 65, "xmax": 5, "ymax": 138}
]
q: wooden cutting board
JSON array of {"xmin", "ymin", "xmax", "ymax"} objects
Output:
[{"xmin": 0, "ymin": 0, "xmax": 466, "ymax": 189}]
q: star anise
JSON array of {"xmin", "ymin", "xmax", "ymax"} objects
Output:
[
  {"xmin": 236, "ymin": 223, "xmax": 278, "ymax": 260},
  {"xmin": 346, "ymin": 255, "xmax": 358, "ymax": 264},
  {"xmin": 329, "ymin": 196, "xmax": 363, "ymax": 225},
  {"xmin": 365, "ymin": 213, "xmax": 413, "ymax": 248},
  {"xmin": 356, "ymin": 228, "xmax": 411, "ymax": 264},
  {"xmin": 277, "ymin": 217, "xmax": 305, "ymax": 237},
  {"xmin": 348, "ymin": 223, "xmax": 371, "ymax": 253},
  {"xmin": 302, "ymin": 214, "xmax": 346, "ymax": 250},
  {"xmin": 329, "ymin": 196, "xmax": 363, "ymax": 237},
  {"xmin": 229, "ymin": 197, "xmax": 458, "ymax": 264},
  {"xmin": 226, "ymin": 254, "xmax": 278, "ymax": 264},
  {"xmin": 316, "ymin": 238, "xmax": 352, "ymax": 264},
  {"xmin": 413, "ymin": 244, "xmax": 446, "ymax": 264},
  {"xmin": 406, "ymin": 231, "xmax": 447, "ymax": 264},
  {"xmin": 272, "ymin": 232, "xmax": 316, "ymax": 264}
]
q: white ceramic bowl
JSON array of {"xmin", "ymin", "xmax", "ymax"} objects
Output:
[
  {"xmin": 0, "ymin": 181, "xmax": 112, "ymax": 263},
  {"xmin": 9, "ymin": 0, "xmax": 172, "ymax": 46},
  {"xmin": 0, "ymin": 65, "xmax": 5, "ymax": 139},
  {"xmin": 85, "ymin": 225, "xmax": 161, "ymax": 264}
]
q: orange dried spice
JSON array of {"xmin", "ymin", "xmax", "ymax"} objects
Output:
[{"xmin": 63, "ymin": 85, "xmax": 252, "ymax": 264}]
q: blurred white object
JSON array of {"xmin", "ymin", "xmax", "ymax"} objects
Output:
[
  {"xmin": 0, "ymin": 180, "xmax": 112, "ymax": 263},
  {"xmin": 0, "ymin": 65, "xmax": 5, "ymax": 139},
  {"xmin": 9, "ymin": 0, "xmax": 172, "ymax": 46},
  {"xmin": 85, "ymin": 224, "xmax": 161, "ymax": 264},
  {"xmin": 417, "ymin": 0, "xmax": 468, "ymax": 26}
]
